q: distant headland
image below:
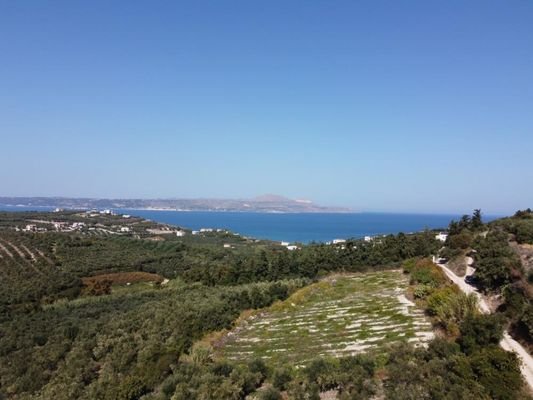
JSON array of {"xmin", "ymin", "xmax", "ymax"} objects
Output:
[{"xmin": 0, "ymin": 194, "xmax": 352, "ymax": 214}]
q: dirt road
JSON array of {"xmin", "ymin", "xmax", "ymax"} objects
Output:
[{"xmin": 437, "ymin": 261, "xmax": 533, "ymax": 389}]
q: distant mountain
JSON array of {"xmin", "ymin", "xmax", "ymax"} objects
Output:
[{"xmin": 0, "ymin": 195, "xmax": 351, "ymax": 213}]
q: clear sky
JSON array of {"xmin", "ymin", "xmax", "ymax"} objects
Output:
[{"xmin": 1, "ymin": 1, "xmax": 532, "ymax": 214}]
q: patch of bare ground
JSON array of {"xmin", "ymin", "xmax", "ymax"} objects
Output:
[
  {"xmin": 319, "ymin": 390, "xmax": 338, "ymax": 399},
  {"xmin": 145, "ymin": 236, "xmax": 165, "ymax": 241},
  {"xmin": 510, "ymin": 241, "xmax": 533, "ymax": 272},
  {"xmin": 82, "ymin": 271, "xmax": 164, "ymax": 286},
  {"xmin": 446, "ymin": 250, "xmax": 469, "ymax": 276}
]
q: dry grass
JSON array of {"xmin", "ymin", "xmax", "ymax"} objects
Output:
[{"xmin": 82, "ymin": 271, "xmax": 163, "ymax": 286}]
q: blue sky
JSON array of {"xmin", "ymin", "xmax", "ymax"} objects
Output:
[{"xmin": 1, "ymin": 1, "xmax": 532, "ymax": 214}]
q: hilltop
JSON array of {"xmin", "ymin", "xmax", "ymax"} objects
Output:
[{"xmin": 0, "ymin": 195, "xmax": 351, "ymax": 213}]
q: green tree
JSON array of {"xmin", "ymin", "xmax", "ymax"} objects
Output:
[
  {"xmin": 470, "ymin": 347, "xmax": 523, "ymax": 400},
  {"xmin": 471, "ymin": 209, "xmax": 483, "ymax": 230},
  {"xmin": 459, "ymin": 315, "xmax": 504, "ymax": 354}
]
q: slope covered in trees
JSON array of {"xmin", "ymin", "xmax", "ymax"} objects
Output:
[
  {"xmin": 442, "ymin": 209, "xmax": 533, "ymax": 351},
  {"xmin": 0, "ymin": 210, "xmax": 531, "ymax": 399}
]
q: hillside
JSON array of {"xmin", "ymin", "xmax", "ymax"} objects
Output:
[
  {"xmin": 0, "ymin": 210, "xmax": 531, "ymax": 399},
  {"xmin": 439, "ymin": 209, "xmax": 533, "ymax": 349}
]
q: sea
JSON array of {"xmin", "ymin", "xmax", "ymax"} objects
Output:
[{"xmin": 0, "ymin": 205, "xmax": 500, "ymax": 243}]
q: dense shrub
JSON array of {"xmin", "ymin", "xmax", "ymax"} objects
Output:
[
  {"xmin": 0, "ymin": 280, "xmax": 304, "ymax": 399},
  {"xmin": 271, "ymin": 366, "xmax": 293, "ymax": 390},
  {"xmin": 405, "ymin": 258, "xmax": 447, "ymax": 288},
  {"xmin": 427, "ymin": 287, "xmax": 478, "ymax": 333},
  {"xmin": 448, "ymin": 231, "xmax": 474, "ymax": 250},
  {"xmin": 473, "ymin": 230, "xmax": 522, "ymax": 291},
  {"xmin": 257, "ymin": 387, "xmax": 283, "ymax": 400},
  {"xmin": 469, "ymin": 347, "xmax": 523, "ymax": 400},
  {"xmin": 458, "ymin": 315, "xmax": 504, "ymax": 355}
]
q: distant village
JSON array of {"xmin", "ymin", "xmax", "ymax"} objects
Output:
[{"xmin": 17, "ymin": 208, "xmax": 131, "ymax": 234}]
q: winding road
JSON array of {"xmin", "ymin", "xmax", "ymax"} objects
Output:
[{"xmin": 436, "ymin": 260, "xmax": 533, "ymax": 389}]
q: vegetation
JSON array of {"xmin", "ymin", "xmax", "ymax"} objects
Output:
[
  {"xmin": 143, "ymin": 320, "xmax": 526, "ymax": 400},
  {"xmin": 499, "ymin": 209, "xmax": 533, "ymax": 244},
  {"xmin": 0, "ymin": 210, "xmax": 530, "ymax": 399},
  {"xmin": 441, "ymin": 208, "xmax": 533, "ymax": 352},
  {"xmin": 0, "ymin": 279, "xmax": 305, "ymax": 399},
  {"xmin": 472, "ymin": 230, "xmax": 522, "ymax": 291},
  {"xmin": 216, "ymin": 271, "xmax": 434, "ymax": 365}
]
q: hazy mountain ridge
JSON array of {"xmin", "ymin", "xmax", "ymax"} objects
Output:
[{"xmin": 0, "ymin": 195, "xmax": 351, "ymax": 213}]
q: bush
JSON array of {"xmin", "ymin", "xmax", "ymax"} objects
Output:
[
  {"xmin": 258, "ymin": 386, "xmax": 282, "ymax": 400},
  {"xmin": 515, "ymin": 222, "xmax": 533, "ymax": 244},
  {"xmin": 426, "ymin": 286, "xmax": 459, "ymax": 316},
  {"xmin": 303, "ymin": 358, "xmax": 339, "ymax": 391},
  {"xmin": 459, "ymin": 315, "xmax": 504, "ymax": 354},
  {"xmin": 413, "ymin": 284, "xmax": 432, "ymax": 299},
  {"xmin": 427, "ymin": 288, "xmax": 478, "ymax": 333},
  {"xmin": 337, "ymin": 355, "xmax": 376, "ymax": 398},
  {"xmin": 271, "ymin": 366, "xmax": 293, "ymax": 390},
  {"xmin": 519, "ymin": 304, "xmax": 533, "ymax": 339},
  {"xmin": 247, "ymin": 358, "xmax": 269, "ymax": 381},
  {"xmin": 448, "ymin": 232, "xmax": 474, "ymax": 250},
  {"xmin": 469, "ymin": 347, "xmax": 523, "ymax": 400},
  {"xmin": 408, "ymin": 258, "xmax": 447, "ymax": 288},
  {"xmin": 473, "ymin": 230, "xmax": 521, "ymax": 291},
  {"xmin": 287, "ymin": 381, "xmax": 320, "ymax": 400},
  {"xmin": 402, "ymin": 258, "xmax": 417, "ymax": 274}
]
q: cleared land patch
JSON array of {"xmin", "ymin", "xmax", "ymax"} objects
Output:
[
  {"xmin": 216, "ymin": 270, "xmax": 433, "ymax": 366},
  {"xmin": 81, "ymin": 271, "xmax": 164, "ymax": 286}
]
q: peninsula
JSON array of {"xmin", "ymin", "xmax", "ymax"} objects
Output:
[{"xmin": 0, "ymin": 194, "xmax": 351, "ymax": 213}]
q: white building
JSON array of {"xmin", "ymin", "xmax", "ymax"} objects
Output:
[
  {"xmin": 122, "ymin": 214, "xmax": 131, "ymax": 219},
  {"xmin": 435, "ymin": 232, "xmax": 448, "ymax": 242},
  {"xmin": 364, "ymin": 236, "xmax": 372, "ymax": 242},
  {"xmin": 53, "ymin": 222, "xmax": 68, "ymax": 230},
  {"xmin": 280, "ymin": 241, "xmax": 290, "ymax": 246},
  {"xmin": 332, "ymin": 239, "xmax": 346, "ymax": 244},
  {"xmin": 286, "ymin": 245, "xmax": 299, "ymax": 251},
  {"xmin": 176, "ymin": 230, "xmax": 186, "ymax": 237},
  {"xmin": 200, "ymin": 228, "xmax": 214, "ymax": 233},
  {"xmin": 223, "ymin": 244, "xmax": 232, "ymax": 248},
  {"xmin": 192, "ymin": 230, "xmax": 200, "ymax": 235},
  {"xmin": 120, "ymin": 226, "xmax": 131, "ymax": 233},
  {"xmin": 24, "ymin": 224, "xmax": 37, "ymax": 232}
]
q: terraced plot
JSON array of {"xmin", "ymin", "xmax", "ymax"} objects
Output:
[{"xmin": 217, "ymin": 270, "xmax": 433, "ymax": 366}]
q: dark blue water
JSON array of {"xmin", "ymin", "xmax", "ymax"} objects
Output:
[
  {"xmin": 118, "ymin": 209, "xmax": 467, "ymax": 243},
  {"xmin": 0, "ymin": 205, "xmax": 499, "ymax": 243}
]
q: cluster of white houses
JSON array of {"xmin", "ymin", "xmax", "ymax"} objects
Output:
[
  {"xmin": 84, "ymin": 209, "xmax": 116, "ymax": 217},
  {"xmin": 19, "ymin": 221, "xmax": 87, "ymax": 233},
  {"xmin": 280, "ymin": 241, "xmax": 299, "ymax": 251},
  {"xmin": 189, "ymin": 228, "xmax": 231, "ymax": 236}
]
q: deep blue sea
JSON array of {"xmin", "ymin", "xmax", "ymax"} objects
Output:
[
  {"xmin": 120, "ymin": 210, "xmax": 476, "ymax": 243},
  {"xmin": 0, "ymin": 205, "xmax": 498, "ymax": 243}
]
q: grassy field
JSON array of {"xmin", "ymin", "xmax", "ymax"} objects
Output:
[{"xmin": 216, "ymin": 270, "xmax": 433, "ymax": 366}]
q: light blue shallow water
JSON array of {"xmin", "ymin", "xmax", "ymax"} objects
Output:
[{"xmin": 0, "ymin": 206, "xmax": 499, "ymax": 244}]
